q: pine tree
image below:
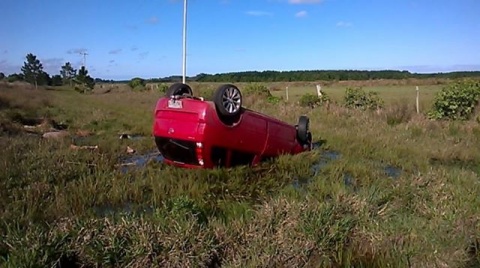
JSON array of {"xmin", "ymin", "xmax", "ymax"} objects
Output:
[{"xmin": 21, "ymin": 53, "xmax": 44, "ymax": 89}]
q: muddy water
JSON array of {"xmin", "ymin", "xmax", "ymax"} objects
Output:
[
  {"xmin": 119, "ymin": 151, "xmax": 164, "ymax": 173},
  {"xmin": 293, "ymin": 147, "xmax": 402, "ymax": 190},
  {"xmin": 384, "ymin": 165, "xmax": 402, "ymax": 178}
]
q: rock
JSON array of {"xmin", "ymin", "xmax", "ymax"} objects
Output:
[
  {"xmin": 42, "ymin": 131, "xmax": 69, "ymax": 139},
  {"xmin": 126, "ymin": 146, "xmax": 136, "ymax": 154}
]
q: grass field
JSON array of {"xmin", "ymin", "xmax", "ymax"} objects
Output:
[{"xmin": 1, "ymin": 80, "xmax": 479, "ymax": 267}]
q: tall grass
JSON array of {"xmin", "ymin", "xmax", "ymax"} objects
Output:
[{"xmin": 1, "ymin": 81, "xmax": 479, "ymax": 267}]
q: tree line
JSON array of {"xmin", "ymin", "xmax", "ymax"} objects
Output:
[
  {"xmin": 1, "ymin": 53, "xmax": 95, "ymax": 92},
  {"xmin": 187, "ymin": 70, "xmax": 480, "ymax": 83},
  {"xmin": 117, "ymin": 70, "xmax": 480, "ymax": 84},
  {"xmin": 3, "ymin": 53, "xmax": 479, "ymax": 86}
]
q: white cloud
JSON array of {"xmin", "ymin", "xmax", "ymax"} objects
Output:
[
  {"xmin": 295, "ymin": 10, "xmax": 308, "ymax": 17},
  {"xmin": 336, "ymin": 21, "xmax": 353, "ymax": 27},
  {"xmin": 246, "ymin": 10, "xmax": 273, "ymax": 17},
  {"xmin": 289, "ymin": 0, "xmax": 323, "ymax": 4}
]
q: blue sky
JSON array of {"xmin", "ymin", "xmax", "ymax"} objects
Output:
[{"xmin": 1, "ymin": 0, "xmax": 479, "ymax": 80}]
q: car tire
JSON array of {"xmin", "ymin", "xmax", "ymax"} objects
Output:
[
  {"xmin": 165, "ymin": 82, "xmax": 193, "ymax": 97},
  {"xmin": 297, "ymin": 115, "xmax": 310, "ymax": 144},
  {"xmin": 213, "ymin": 84, "xmax": 243, "ymax": 117}
]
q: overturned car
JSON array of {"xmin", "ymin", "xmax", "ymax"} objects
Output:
[{"xmin": 153, "ymin": 83, "xmax": 312, "ymax": 168}]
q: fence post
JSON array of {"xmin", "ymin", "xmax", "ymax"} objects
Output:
[
  {"xmin": 316, "ymin": 84, "xmax": 322, "ymax": 97},
  {"xmin": 416, "ymin": 86, "xmax": 420, "ymax": 114},
  {"xmin": 286, "ymin": 86, "xmax": 289, "ymax": 101}
]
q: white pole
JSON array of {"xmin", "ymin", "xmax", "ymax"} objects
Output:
[
  {"xmin": 316, "ymin": 84, "xmax": 322, "ymax": 97},
  {"xmin": 416, "ymin": 86, "xmax": 419, "ymax": 114},
  {"xmin": 286, "ymin": 86, "xmax": 289, "ymax": 101},
  {"xmin": 182, "ymin": 0, "xmax": 187, "ymax": 84}
]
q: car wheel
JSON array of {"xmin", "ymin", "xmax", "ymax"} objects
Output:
[
  {"xmin": 165, "ymin": 82, "xmax": 193, "ymax": 97},
  {"xmin": 297, "ymin": 115, "xmax": 310, "ymax": 144},
  {"xmin": 213, "ymin": 84, "xmax": 243, "ymax": 117}
]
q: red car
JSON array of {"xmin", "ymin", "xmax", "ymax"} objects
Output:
[{"xmin": 153, "ymin": 83, "xmax": 312, "ymax": 169}]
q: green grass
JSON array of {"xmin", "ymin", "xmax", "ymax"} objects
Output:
[{"xmin": 1, "ymin": 80, "xmax": 479, "ymax": 267}]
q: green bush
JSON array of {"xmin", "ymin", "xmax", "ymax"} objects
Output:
[
  {"xmin": 344, "ymin": 87, "xmax": 383, "ymax": 110},
  {"xmin": 267, "ymin": 95, "xmax": 282, "ymax": 105},
  {"xmin": 243, "ymin": 83, "xmax": 272, "ymax": 98},
  {"xmin": 242, "ymin": 83, "xmax": 282, "ymax": 105},
  {"xmin": 428, "ymin": 79, "xmax": 480, "ymax": 120},
  {"xmin": 128, "ymin": 78, "xmax": 146, "ymax": 91},
  {"xmin": 299, "ymin": 93, "xmax": 330, "ymax": 108},
  {"xmin": 157, "ymin": 83, "xmax": 169, "ymax": 94}
]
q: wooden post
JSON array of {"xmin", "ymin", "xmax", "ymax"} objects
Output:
[
  {"xmin": 286, "ymin": 86, "xmax": 289, "ymax": 101},
  {"xmin": 316, "ymin": 84, "xmax": 322, "ymax": 97},
  {"xmin": 416, "ymin": 86, "xmax": 420, "ymax": 114}
]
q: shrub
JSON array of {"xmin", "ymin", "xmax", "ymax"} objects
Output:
[
  {"xmin": 299, "ymin": 93, "xmax": 330, "ymax": 108},
  {"xmin": 128, "ymin": 78, "xmax": 146, "ymax": 91},
  {"xmin": 428, "ymin": 79, "xmax": 480, "ymax": 120},
  {"xmin": 267, "ymin": 95, "xmax": 282, "ymax": 105},
  {"xmin": 243, "ymin": 83, "xmax": 272, "ymax": 98},
  {"xmin": 157, "ymin": 83, "xmax": 169, "ymax": 94},
  {"xmin": 344, "ymin": 87, "xmax": 383, "ymax": 110},
  {"xmin": 385, "ymin": 101, "xmax": 414, "ymax": 126},
  {"xmin": 242, "ymin": 83, "xmax": 282, "ymax": 106}
]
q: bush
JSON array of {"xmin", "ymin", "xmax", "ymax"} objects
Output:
[
  {"xmin": 344, "ymin": 87, "xmax": 383, "ymax": 110},
  {"xmin": 428, "ymin": 79, "xmax": 480, "ymax": 120},
  {"xmin": 243, "ymin": 83, "xmax": 282, "ymax": 105},
  {"xmin": 128, "ymin": 78, "xmax": 146, "ymax": 91},
  {"xmin": 299, "ymin": 93, "xmax": 330, "ymax": 108},
  {"xmin": 243, "ymin": 83, "xmax": 272, "ymax": 98},
  {"xmin": 385, "ymin": 101, "xmax": 414, "ymax": 126},
  {"xmin": 266, "ymin": 95, "xmax": 282, "ymax": 105},
  {"xmin": 157, "ymin": 83, "xmax": 169, "ymax": 94}
]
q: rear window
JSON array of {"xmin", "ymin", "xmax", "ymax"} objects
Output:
[{"xmin": 155, "ymin": 137, "xmax": 198, "ymax": 165}]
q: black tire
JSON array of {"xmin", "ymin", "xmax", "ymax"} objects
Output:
[
  {"xmin": 165, "ymin": 82, "xmax": 193, "ymax": 97},
  {"xmin": 297, "ymin": 115, "xmax": 310, "ymax": 144},
  {"xmin": 213, "ymin": 84, "xmax": 243, "ymax": 117}
]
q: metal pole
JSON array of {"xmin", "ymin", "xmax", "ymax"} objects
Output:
[{"xmin": 182, "ymin": 0, "xmax": 187, "ymax": 84}]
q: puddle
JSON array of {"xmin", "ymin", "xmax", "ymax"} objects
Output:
[
  {"xmin": 293, "ymin": 148, "xmax": 403, "ymax": 191},
  {"xmin": 343, "ymin": 173, "xmax": 354, "ymax": 187},
  {"xmin": 311, "ymin": 140, "xmax": 326, "ymax": 150},
  {"xmin": 384, "ymin": 165, "xmax": 402, "ymax": 178},
  {"xmin": 311, "ymin": 150, "xmax": 341, "ymax": 176},
  {"xmin": 93, "ymin": 202, "xmax": 154, "ymax": 217},
  {"xmin": 119, "ymin": 151, "xmax": 164, "ymax": 173},
  {"xmin": 293, "ymin": 150, "xmax": 342, "ymax": 190}
]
